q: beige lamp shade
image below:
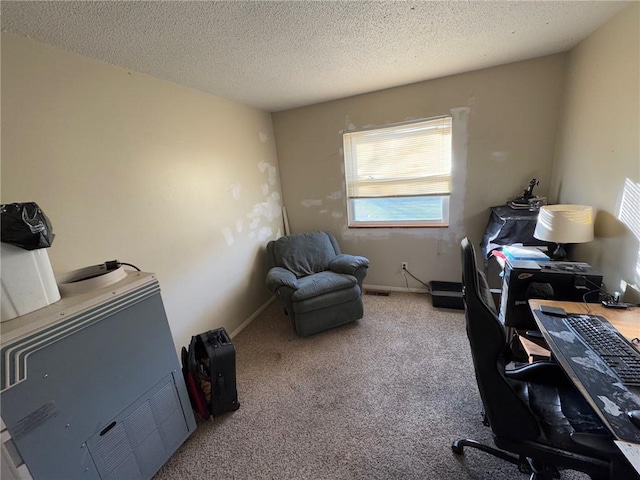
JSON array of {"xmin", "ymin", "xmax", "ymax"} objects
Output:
[{"xmin": 533, "ymin": 204, "xmax": 594, "ymax": 244}]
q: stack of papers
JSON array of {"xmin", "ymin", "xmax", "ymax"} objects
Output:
[{"xmin": 502, "ymin": 245, "xmax": 550, "ymax": 262}]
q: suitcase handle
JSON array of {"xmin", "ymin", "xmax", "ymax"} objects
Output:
[{"xmin": 215, "ymin": 373, "xmax": 225, "ymax": 395}]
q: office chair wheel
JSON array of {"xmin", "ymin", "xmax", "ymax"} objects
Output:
[
  {"xmin": 451, "ymin": 440, "xmax": 464, "ymax": 455},
  {"xmin": 482, "ymin": 413, "xmax": 490, "ymax": 427},
  {"xmin": 528, "ymin": 458, "xmax": 559, "ymax": 479},
  {"xmin": 517, "ymin": 456, "xmax": 532, "ymax": 475}
]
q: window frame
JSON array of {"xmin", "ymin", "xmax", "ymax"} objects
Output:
[{"xmin": 343, "ymin": 116, "xmax": 453, "ymax": 228}]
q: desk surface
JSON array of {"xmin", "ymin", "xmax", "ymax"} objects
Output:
[
  {"xmin": 529, "ymin": 299, "xmax": 640, "ymax": 346},
  {"xmin": 529, "ymin": 300, "xmax": 640, "ymax": 442},
  {"xmin": 520, "ymin": 300, "xmax": 639, "ymax": 366}
]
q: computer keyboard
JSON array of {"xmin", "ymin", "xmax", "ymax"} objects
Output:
[{"xmin": 565, "ymin": 314, "xmax": 640, "ymax": 387}]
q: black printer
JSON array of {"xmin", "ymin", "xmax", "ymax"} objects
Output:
[{"xmin": 499, "ymin": 260, "xmax": 603, "ymax": 330}]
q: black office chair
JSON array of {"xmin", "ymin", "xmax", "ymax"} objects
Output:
[{"xmin": 452, "ymin": 238, "xmax": 637, "ymax": 480}]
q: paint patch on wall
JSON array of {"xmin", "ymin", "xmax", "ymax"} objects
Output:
[
  {"xmin": 248, "ymin": 192, "xmax": 282, "ymax": 224},
  {"xmin": 442, "ymin": 106, "xmax": 471, "ymax": 242},
  {"xmin": 258, "ymin": 161, "xmax": 269, "ymax": 173},
  {"xmin": 301, "ymin": 199, "xmax": 322, "ymax": 207},
  {"xmin": 319, "ymin": 209, "xmax": 329, "ymax": 214},
  {"xmin": 331, "ymin": 212, "xmax": 343, "ymax": 219},
  {"xmin": 236, "ymin": 219, "xmax": 244, "ymax": 233},
  {"xmin": 342, "ymin": 227, "xmax": 392, "ymax": 239},
  {"xmin": 268, "ymin": 166, "xmax": 277, "ymax": 185},
  {"xmin": 262, "ymin": 183, "xmax": 269, "ymax": 195},
  {"xmin": 259, "ymin": 132, "xmax": 269, "ymax": 143},
  {"xmin": 258, "ymin": 226, "xmax": 272, "ymax": 241},
  {"xmin": 491, "ymin": 151, "xmax": 509, "ymax": 162},
  {"xmin": 229, "ymin": 183, "xmax": 242, "ymax": 200},
  {"xmin": 327, "ymin": 191, "xmax": 343, "ymax": 200},
  {"xmin": 222, "ymin": 227, "xmax": 234, "ymax": 246}
]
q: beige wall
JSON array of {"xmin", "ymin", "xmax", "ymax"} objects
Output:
[
  {"xmin": 552, "ymin": 2, "xmax": 640, "ymax": 301},
  {"xmin": 1, "ymin": 33, "xmax": 284, "ymax": 349},
  {"xmin": 4, "ymin": 3, "xmax": 634, "ymax": 335},
  {"xmin": 273, "ymin": 55, "xmax": 567, "ymax": 288}
]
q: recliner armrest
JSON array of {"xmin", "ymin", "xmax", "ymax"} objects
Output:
[
  {"xmin": 505, "ymin": 361, "xmax": 568, "ymax": 387},
  {"xmin": 329, "ymin": 254, "xmax": 370, "ymax": 275},
  {"xmin": 266, "ymin": 267, "xmax": 299, "ymax": 292}
]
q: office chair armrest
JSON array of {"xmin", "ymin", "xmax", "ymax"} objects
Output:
[
  {"xmin": 329, "ymin": 254, "xmax": 370, "ymax": 275},
  {"xmin": 505, "ymin": 361, "xmax": 568, "ymax": 387},
  {"xmin": 266, "ymin": 267, "xmax": 299, "ymax": 292}
]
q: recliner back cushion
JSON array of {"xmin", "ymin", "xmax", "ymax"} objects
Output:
[{"xmin": 273, "ymin": 231, "xmax": 337, "ymax": 277}]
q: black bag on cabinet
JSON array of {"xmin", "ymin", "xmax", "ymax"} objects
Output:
[{"xmin": 182, "ymin": 327, "xmax": 240, "ymax": 418}]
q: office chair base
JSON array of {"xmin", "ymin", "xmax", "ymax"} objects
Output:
[
  {"xmin": 451, "ymin": 439, "xmax": 566, "ymax": 479},
  {"xmin": 451, "ymin": 439, "xmax": 532, "ymax": 473},
  {"xmin": 528, "ymin": 458, "xmax": 561, "ymax": 480}
]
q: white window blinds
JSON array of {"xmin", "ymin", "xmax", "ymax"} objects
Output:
[{"xmin": 343, "ymin": 116, "xmax": 452, "ymax": 199}]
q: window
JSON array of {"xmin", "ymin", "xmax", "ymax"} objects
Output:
[{"xmin": 343, "ymin": 116, "xmax": 452, "ymax": 227}]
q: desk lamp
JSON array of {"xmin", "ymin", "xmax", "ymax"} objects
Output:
[{"xmin": 533, "ymin": 204, "xmax": 594, "ymax": 260}]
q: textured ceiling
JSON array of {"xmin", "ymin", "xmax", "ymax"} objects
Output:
[{"xmin": 1, "ymin": 1, "xmax": 630, "ymax": 112}]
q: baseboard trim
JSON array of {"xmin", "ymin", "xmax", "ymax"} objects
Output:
[
  {"xmin": 229, "ymin": 296, "xmax": 276, "ymax": 339},
  {"xmin": 363, "ymin": 283, "xmax": 430, "ymax": 294}
]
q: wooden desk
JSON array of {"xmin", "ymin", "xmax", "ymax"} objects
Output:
[
  {"xmin": 529, "ymin": 299, "xmax": 640, "ymax": 347},
  {"xmin": 518, "ymin": 335, "xmax": 551, "ymax": 363},
  {"xmin": 520, "ymin": 298, "xmax": 639, "ymax": 363},
  {"xmin": 522, "ymin": 299, "xmax": 639, "ymax": 363}
]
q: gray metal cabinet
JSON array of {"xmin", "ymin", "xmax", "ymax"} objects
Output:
[{"xmin": 1, "ymin": 272, "xmax": 196, "ymax": 480}]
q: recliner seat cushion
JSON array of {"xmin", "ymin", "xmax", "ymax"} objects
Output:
[
  {"xmin": 292, "ymin": 272, "xmax": 360, "ymax": 314},
  {"xmin": 292, "ymin": 271, "xmax": 357, "ymax": 301},
  {"xmin": 273, "ymin": 231, "xmax": 337, "ymax": 277}
]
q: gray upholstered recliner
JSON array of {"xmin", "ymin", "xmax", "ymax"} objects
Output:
[{"xmin": 265, "ymin": 231, "xmax": 369, "ymax": 336}]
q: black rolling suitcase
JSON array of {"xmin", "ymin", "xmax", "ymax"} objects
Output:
[{"xmin": 183, "ymin": 327, "xmax": 240, "ymax": 419}]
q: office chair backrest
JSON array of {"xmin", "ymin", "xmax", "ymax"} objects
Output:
[{"xmin": 460, "ymin": 238, "xmax": 540, "ymax": 441}]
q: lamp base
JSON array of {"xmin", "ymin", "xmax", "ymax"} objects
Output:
[{"xmin": 550, "ymin": 243, "xmax": 568, "ymax": 261}]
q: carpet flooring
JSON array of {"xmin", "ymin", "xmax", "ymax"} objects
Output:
[{"xmin": 154, "ymin": 292, "xmax": 589, "ymax": 479}]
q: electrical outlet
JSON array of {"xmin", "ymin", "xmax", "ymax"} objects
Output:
[{"xmin": 401, "ymin": 262, "xmax": 408, "ymax": 270}]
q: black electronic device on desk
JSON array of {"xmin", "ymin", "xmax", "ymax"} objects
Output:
[{"xmin": 499, "ymin": 259, "xmax": 603, "ymax": 330}]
